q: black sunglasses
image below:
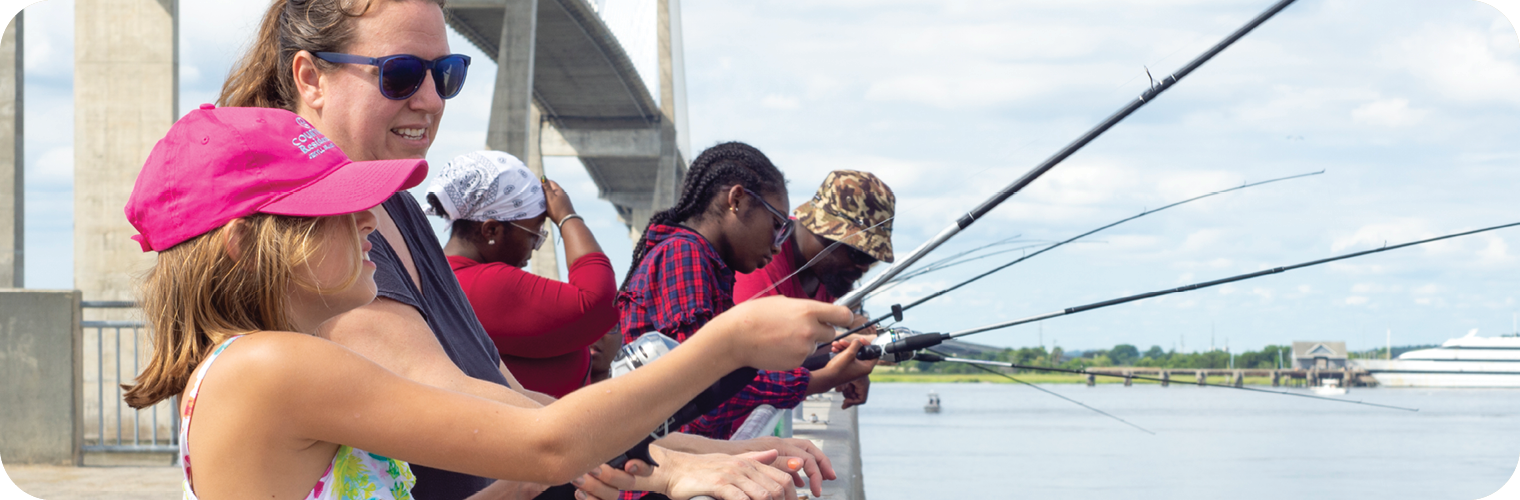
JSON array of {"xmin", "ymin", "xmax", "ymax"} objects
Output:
[
  {"xmin": 817, "ymin": 232, "xmax": 877, "ymax": 266},
  {"xmin": 314, "ymin": 52, "xmax": 472, "ymax": 100},
  {"xmin": 740, "ymin": 187, "xmax": 795, "ymax": 248}
]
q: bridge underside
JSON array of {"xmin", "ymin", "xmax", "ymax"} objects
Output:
[{"xmin": 445, "ymin": 0, "xmax": 685, "ymax": 239}]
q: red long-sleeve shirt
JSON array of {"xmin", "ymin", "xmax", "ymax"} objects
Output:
[{"xmin": 449, "ymin": 252, "xmax": 618, "ymax": 398}]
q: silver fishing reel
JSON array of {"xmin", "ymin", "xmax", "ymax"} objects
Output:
[
  {"xmin": 868, "ymin": 326, "xmax": 927, "ymax": 363},
  {"xmin": 610, "ymin": 331, "xmax": 681, "ymax": 379}
]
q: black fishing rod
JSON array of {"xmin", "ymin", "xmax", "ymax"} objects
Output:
[
  {"xmin": 834, "ymin": 0, "xmax": 1301, "ymax": 311},
  {"xmin": 913, "ymin": 351, "xmax": 1419, "ymax": 412},
  {"xmin": 853, "ymin": 220, "xmax": 1520, "ymax": 364},
  {"xmin": 847, "ymin": 170, "xmax": 1324, "ymax": 331},
  {"xmin": 922, "ymin": 349, "xmax": 1157, "ymax": 434}
]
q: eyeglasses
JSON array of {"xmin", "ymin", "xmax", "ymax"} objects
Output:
[
  {"xmin": 314, "ymin": 52, "xmax": 472, "ymax": 100},
  {"xmin": 817, "ymin": 233, "xmax": 878, "ymax": 266},
  {"xmin": 509, "ymin": 221, "xmax": 549, "ymax": 250},
  {"xmin": 740, "ymin": 187, "xmax": 795, "ymax": 248}
]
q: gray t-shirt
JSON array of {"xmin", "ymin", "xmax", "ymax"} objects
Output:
[{"xmin": 368, "ymin": 192, "xmax": 511, "ymax": 499}]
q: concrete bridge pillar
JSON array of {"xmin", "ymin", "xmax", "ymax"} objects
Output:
[
  {"xmin": 0, "ymin": 14, "xmax": 21, "ymax": 288},
  {"xmin": 485, "ymin": 0, "xmax": 559, "ymax": 279},
  {"xmin": 73, "ymin": 0, "xmax": 176, "ymax": 303}
]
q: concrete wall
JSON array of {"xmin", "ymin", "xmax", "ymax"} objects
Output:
[
  {"xmin": 0, "ymin": 290, "xmax": 82, "ymax": 466},
  {"xmin": 0, "ymin": 14, "xmax": 22, "ymax": 288}
]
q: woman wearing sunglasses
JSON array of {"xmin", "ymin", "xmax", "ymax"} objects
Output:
[
  {"xmin": 216, "ymin": 1, "xmax": 831, "ymax": 499},
  {"xmin": 617, "ymin": 142, "xmax": 875, "ymax": 459},
  {"xmin": 426, "ymin": 151, "xmax": 618, "ymax": 400}
]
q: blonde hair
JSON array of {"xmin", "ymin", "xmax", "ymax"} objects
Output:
[
  {"xmin": 218, "ymin": 0, "xmax": 447, "ymax": 110},
  {"xmin": 123, "ymin": 214, "xmax": 362, "ymax": 409}
]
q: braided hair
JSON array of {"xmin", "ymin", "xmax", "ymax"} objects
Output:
[{"xmin": 621, "ymin": 142, "xmax": 786, "ymax": 290}]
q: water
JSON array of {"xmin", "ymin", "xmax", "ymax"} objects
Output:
[{"xmin": 859, "ymin": 383, "xmax": 1520, "ymax": 499}]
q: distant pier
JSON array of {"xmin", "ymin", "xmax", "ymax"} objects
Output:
[{"xmin": 1083, "ymin": 367, "xmax": 1376, "ymax": 388}]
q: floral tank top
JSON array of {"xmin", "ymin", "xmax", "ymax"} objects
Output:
[{"xmin": 180, "ymin": 336, "xmax": 417, "ymax": 500}]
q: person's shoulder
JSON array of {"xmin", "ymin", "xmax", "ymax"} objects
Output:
[{"xmin": 211, "ymin": 332, "xmax": 362, "ymax": 384}]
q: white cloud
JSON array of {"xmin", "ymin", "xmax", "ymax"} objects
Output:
[
  {"xmin": 760, "ymin": 95, "xmax": 800, "ymax": 110},
  {"xmin": 1351, "ymin": 98, "xmax": 1430, "ymax": 127},
  {"xmin": 1345, "ymin": 296, "xmax": 1370, "ymax": 305}
]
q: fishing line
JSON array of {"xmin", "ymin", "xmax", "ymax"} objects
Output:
[
  {"xmin": 840, "ymin": 169, "xmax": 1324, "ymax": 340},
  {"xmin": 847, "ymin": 220, "xmax": 1520, "ymax": 366},
  {"xmin": 943, "ymin": 220, "xmax": 1520, "ymax": 339},
  {"xmin": 923, "ymin": 349, "xmax": 1156, "ymax": 434},
  {"xmin": 834, "ymin": 0, "xmax": 1302, "ymax": 311},
  {"xmin": 913, "ymin": 351, "xmax": 1418, "ymax": 412}
]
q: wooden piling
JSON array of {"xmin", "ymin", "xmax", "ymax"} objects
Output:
[
  {"xmin": 1196, "ymin": 370, "xmax": 1206, "ymax": 386},
  {"xmin": 1085, "ymin": 373, "xmax": 1095, "ymax": 386},
  {"xmin": 1161, "ymin": 371, "xmax": 1170, "ymax": 387},
  {"xmin": 1232, "ymin": 371, "xmax": 1243, "ymax": 388},
  {"xmin": 1271, "ymin": 371, "xmax": 1280, "ymax": 387},
  {"xmin": 1124, "ymin": 371, "xmax": 1133, "ymax": 387}
]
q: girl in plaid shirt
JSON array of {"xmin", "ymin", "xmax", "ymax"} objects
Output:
[{"xmin": 617, "ymin": 142, "xmax": 873, "ymax": 446}]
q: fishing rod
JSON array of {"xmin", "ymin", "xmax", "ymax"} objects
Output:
[
  {"xmin": 848, "ymin": 170, "xmax": 1324, "ymax": 329},
  {"xmin": 913, "ymin": 351, "xmax": 1419, "ymax": 412},
  {"xmin": 852, "ymin": 220, "xmax": 1520, "ymax": 364},
  {"xmin": 922, "ymin": 349, "xmax": 1157, "ymax": 434},
  {"xmin": 833, "ymin": 0, "xmax": 1301, "ymax": 311}
]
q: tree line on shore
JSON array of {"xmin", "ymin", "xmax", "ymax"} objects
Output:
[{"xmin": 905, "ymin": 343, "xmax": 1445, "ymax": 374}]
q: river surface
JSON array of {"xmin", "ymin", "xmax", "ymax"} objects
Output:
[{"xmin": 858, "ymin": 383, "xmax": 1520, "ymax": 499}]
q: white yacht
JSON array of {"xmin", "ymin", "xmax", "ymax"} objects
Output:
[{"xmin": 1354, "ymin": 330, "xmax": 1520, "ymax": 387}]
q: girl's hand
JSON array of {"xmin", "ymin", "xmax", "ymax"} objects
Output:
[
  {"xmin": 705, "ymin": 297, "xmax": 852, "ymax": 372},
  {"xmin": 571, "ymin": 461, "xmax": 651, "ymax": 500},
  {"xmin": 543, "ymin": 180, "xmax": 576, "ymax": 224}
]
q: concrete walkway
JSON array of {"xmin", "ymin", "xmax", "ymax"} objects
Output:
[{"xmin": 2, "ymin": 465, "xmax": 180, "ymax": 500}]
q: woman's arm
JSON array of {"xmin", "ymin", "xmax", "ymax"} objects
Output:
[
  {"xmin": 544, "ymin": 179, "xmax": 602, "ymax": 264},
  {"xmin": 473, "ymin": 254, "xmax": 617, "ymax": 358},
  {"xmin": 266, "ymin": 296, "xmax": 850, "ymax": 485}
]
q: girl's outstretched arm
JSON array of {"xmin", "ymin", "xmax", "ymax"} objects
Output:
[{"xmin": 234, "ymin": 296, "xmax": 849, "ymax": 486}]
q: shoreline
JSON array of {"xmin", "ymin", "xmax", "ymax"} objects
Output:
[{"xmin": 871, "ymin": 372, "xmax": 1282, "ymax": 385}]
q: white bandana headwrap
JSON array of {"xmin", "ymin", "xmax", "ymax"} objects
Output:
[{"xmin": 425, "ymin": 151, "xmax": 546, "ymax": 222}]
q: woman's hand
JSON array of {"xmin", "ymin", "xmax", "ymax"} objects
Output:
[
  {"xmin": 651, "ymin": 449, "xmax": 796, "ymax": 500},
  {"xmin": 704, "ymin": 296, "xmax": 852, "ymax": 372},
  {"xmin": 543, "ymin": 179, "xmax": 577, "ymax": 224},
  {"xmin": 730, "ymin": 437, "xmax": 835, "ymax": 497}
]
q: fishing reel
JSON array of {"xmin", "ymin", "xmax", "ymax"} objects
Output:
[
  {"xmin": 604, "ymin": 331, "xmax": 684, "ymax": 468},
  {"xmin": 610, "ymin": 331, "xmax": 681, "ymax": 379},
  {"xmin": 860, "ymin": 326, "xmax": 929, "ymax": 363}
]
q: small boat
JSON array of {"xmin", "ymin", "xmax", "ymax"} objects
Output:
[
  {"xmin": 924, "ymin": 391, "xmax": 941, "ymax": 413},
  {"xmin": 1310, "ymin": 378, "xmax": 1347, "ymax": 396}
]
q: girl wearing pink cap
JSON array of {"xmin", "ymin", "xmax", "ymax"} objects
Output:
[{"xmin": 123, "ymin": 105, "xmax": 847, "ymax": 500}]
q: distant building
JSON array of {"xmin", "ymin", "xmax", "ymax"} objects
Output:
[{"xmin": 1292, "ymin": 341, "xmax": 1348, "ymax": 370}]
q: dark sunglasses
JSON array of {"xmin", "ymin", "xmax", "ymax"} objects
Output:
[
  {"xmin": 740, "ymin": 187, "xmax": 795, "ymax": 248},
  {"xmin": 314, "ymin": 52, "xmax": 472, "ymax": 100},
  {"xmin": 817, "ymin": 232, "xmax": 877, "ymax": 266}
]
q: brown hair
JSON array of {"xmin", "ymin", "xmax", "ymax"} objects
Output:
[
  {"xmin": 123, "ymin": 214, "xmax": 362, "ymax": 409},
  {"xmin": 217, "ymin": 0, "xmax": 446, "ymax": 110}
]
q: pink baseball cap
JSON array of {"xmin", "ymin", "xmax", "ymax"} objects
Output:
[{"xmin": 125, "ymin": 104, "xmax": 428, "ymax": 252}]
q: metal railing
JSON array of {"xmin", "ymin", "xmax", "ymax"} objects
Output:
[{"xmin": 81, "ymin": 301, "xmax": 178, "ymax": 454}]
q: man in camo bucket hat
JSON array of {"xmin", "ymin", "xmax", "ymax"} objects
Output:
[
  {"xmin": 795, "ymin": 170, "xmax": 895, "ymax": 264},
  {"xmin": 733, "ymin": 169, "xmax": 895, "ymax": 410}
]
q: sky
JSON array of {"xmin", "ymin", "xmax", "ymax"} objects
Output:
[{"xmin": 7, "ymin": 0, "xmax": 1520, "ymax": 354}]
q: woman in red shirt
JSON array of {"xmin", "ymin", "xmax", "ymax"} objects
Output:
[{"xmin": 427, "ymin": 151, "xmax": 617, "ymax": 398}]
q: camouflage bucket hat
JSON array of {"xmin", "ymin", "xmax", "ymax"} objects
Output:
[{"xmin": 794, "ymin": 170, "xmax": 896, "ymax": 263}]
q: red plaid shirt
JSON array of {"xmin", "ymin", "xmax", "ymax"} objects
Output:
[{"xmin": 617, "ymin": 224, "xmax": 811, "ymax": 440}]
